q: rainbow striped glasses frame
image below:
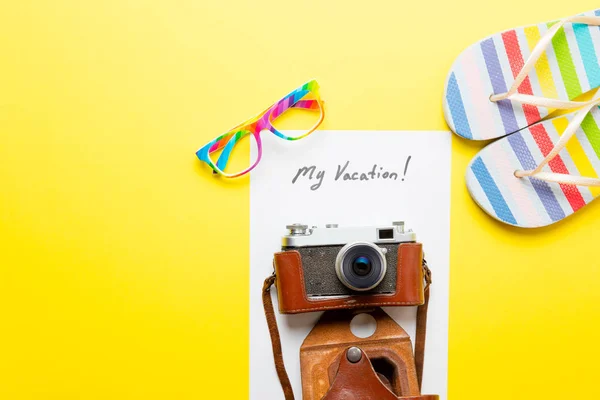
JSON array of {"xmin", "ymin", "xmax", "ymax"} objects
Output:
[{"xmin": 196, "ymin": 80, "xmax": 324, "ymax": 178}]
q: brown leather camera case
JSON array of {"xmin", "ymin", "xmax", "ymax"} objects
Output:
[
  {"xmin": 300, "ymin": 308, "xmax": 438, "ymax": 400},
  {"xmin": 321, "ymin": 348, "xmax": 438, "ymax": 400},
  {"xmin": 273, "ymin": 242, "xmax": 425, "ymax": 314}
]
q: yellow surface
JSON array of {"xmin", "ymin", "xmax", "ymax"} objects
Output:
[{"xmin": 2, "ymin": 1, "xmax": 600, "ymax": 399}]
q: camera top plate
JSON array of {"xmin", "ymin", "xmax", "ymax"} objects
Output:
[{"xmin": 282, "ymin": 222, "xmax": 417, "ymax": 248}]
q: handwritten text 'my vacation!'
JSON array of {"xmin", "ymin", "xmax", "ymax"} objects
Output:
[{"xmin": 292, "ymin": 160, "xmax": 410, "ymax": 191}]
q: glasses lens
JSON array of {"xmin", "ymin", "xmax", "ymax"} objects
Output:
[
  {"xmin": 270, "ymin": 91, "xmax": 323, "ymax": 139},
  {"xmin": 207, "ymin": 130, "xmax": 260, "ymax": 177}
]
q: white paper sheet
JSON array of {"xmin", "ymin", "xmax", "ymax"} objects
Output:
[{"xmin": 250, "ymin": 130, "xmax": 451, "ymax": 399}]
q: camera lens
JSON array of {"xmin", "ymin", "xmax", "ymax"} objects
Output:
[
  {"xmin": 352, "ymin": 256, "xmax": 372, "ymax": 276},
  {"xmin": 335, "ymin": 242, "xmax": 387, "ymax": 291}
]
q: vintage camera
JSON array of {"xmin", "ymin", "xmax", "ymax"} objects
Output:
[{"xmin": 273, "ymin": 222, "xmax": 426, "ymax": 314}]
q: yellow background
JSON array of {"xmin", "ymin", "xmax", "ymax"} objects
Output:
[{"xmin": 1, "ymin": 1, "xmax": 600, "ymax": 399}]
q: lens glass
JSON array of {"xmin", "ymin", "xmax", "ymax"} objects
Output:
[
  {"xmin": 207, "ymin": 129, "xmax": 260, "ymax": 176},
  {"xmin": 337, "ymin": 243, "xmax": 386, "ymax": 291},
  {"xmin": 270, "ymin": 91, "xmax": 323, "ymax": 139},
  {"xmin": 352, "ymin": 256, "xmax": 372, "ymax": 276}
]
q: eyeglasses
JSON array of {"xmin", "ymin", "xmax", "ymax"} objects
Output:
[{"xmin": 196, "ymin": 80, "xmax": 324, "ymax": 177}]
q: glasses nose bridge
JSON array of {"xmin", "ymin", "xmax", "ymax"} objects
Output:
[{"xmin": 255, "ymin": 111, "xmax": 274, "ymax": 132}]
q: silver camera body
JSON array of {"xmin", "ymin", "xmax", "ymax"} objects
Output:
[{"xmin": 282, "ymin": 222, "xmax": 416, "ymax": 297}]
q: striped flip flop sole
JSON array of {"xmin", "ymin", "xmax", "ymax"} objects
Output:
[
  {"xmin": 466, "ymin": 107, "xmax": 600, "ymax": 227},
  {"xmin": 444, "ymin": 9, "xmax": 600, "ymax": 140}
]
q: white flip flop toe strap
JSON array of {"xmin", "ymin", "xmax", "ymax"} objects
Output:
[
  {"xmin": 490, "ymin": 15, "xmax": 600, "ymax": 109},
  {"xmin": 515, "ymin": 96, "xmax": 600, "ymax": 187},
  {"xmin": 517, "ymin": 171, "xmax": 600, "ymax": 187}
]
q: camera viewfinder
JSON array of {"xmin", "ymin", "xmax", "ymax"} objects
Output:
[{"xmin": 378, "ymin": 229, "xmax": 394, "ymax": 240}]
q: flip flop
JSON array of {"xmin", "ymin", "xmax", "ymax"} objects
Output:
[
  {"xmin": 444, "ymin": 10, "xmax": 600, "ymax": 140},
  {"xmin": 466, "ymin": 98, "xmax": 600, "ymax": 227}
]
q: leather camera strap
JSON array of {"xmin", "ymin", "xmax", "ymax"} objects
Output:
[
  {"xmin": 415, "ymin": 260, "xmax": 432, "ymax": 389},
  {"xmin": 262, "ymin": 261, "xmax": 432, "ymax": 400},
  {"xmin": 262, "ymin": 274, "xmax": 296, "ymax": 400}
]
